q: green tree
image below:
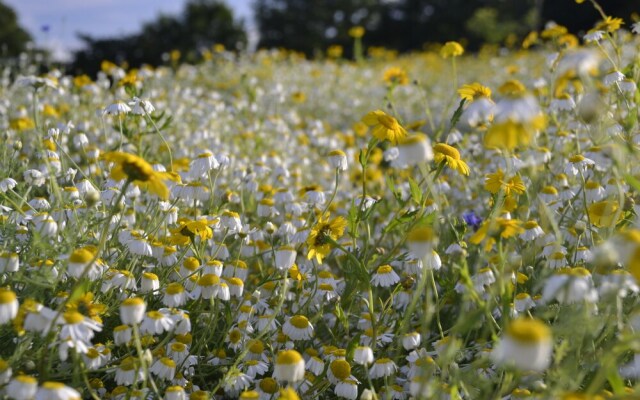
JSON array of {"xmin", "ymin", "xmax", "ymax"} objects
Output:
[
  {"xmin": 71, "ymin": 0, "xmax": 246, "ymax": 75},
  {"xmin": 0, "ymin": 0, "xmax": 32, "ymax": 57},
  {"xmin": 255, "ymin": 0, "xmax": 383, "ymax": 57}
]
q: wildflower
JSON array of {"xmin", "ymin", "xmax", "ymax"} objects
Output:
[
  {"xmin": 35, "ymin": 381, "xmax": 81, "ymax": 400},
  {"xmin": 220, "ymin": 210, "xmax": 243, "ymax": 233},
  {"xmin": 520, "ymin": 221, "xmax": 544, "ymax": 241},
  {"xmin": 119, "ymin": 297, "xmax": 146, "ymax": 325},
  {"xmin": 484, "ymin": 80, "xmax": 545, "ymax": 150},
  {"xmin": 395, "ymin": 134, "xmax": 434, "ymax": 167},
  {"xmin": 277, "ymin": 387, "xmax": 301, "ymax": 400},
  {"xmin": 588, "ymin": 201, "xmax": 620, "ymax": 228},
  {"xmin": 115, "ymin": 357, "xmax": 144, "ymax": 386},
  {"xmin": 491, "ymin": 318, "xmax": 552, "ymax": 372},
  {"xmin": 0, "ymin": 178, "xmax": 17, "ymax": 193},
  {"xmin": 369, "ymin": 358, "xmax": 397, "ymax": 379},
  {"xmin": 165, "ymin": 386, "xmax": 187, "ymax": 400},
  {"xmin": 484, "ymin": 170, "xmax": 525, "ymax": 195},
  {"xmin": 129, "ymin": 97, "xmax": 155, "ymax": 115},
  {"xmin": 542, "ymin": 268, "xmax": 598, "ymax": 304},
  {"xmin": 61, "ymin": 310, "xmax": 102, "ymax": 344},
  {"xmin": 150, "ymin": 357, "xmax": 176, "ymax": 380},
  {"xmin": 6, "ymin": 375, "xmax": 38, "ymax": 400},
  {"xmin": 440, "ymin": 41, "xmax": 464, "ymax": 58},
  {"xmin": 406, "ymin": 226, "xmax": 436, "ymax": 259},
  {"xmin": 371, "ymin": 265, "xmax": 400, "ymax": 287},
  {"xmin": 353, "ymin": 346, "xmax": 374, "ymax": 365},
  {"xmin": 459, "ymin": 83, "xmax": 495, "ymax": 128},
  {"xmin": 257, "ymin": 377, "xmax": 279, "ymax": 399},
  {"xmin": 514, "ymin": 293, "xmax": 536, "ymax": 312},
  {"xmin": 103, "ymin": 101, "xmax": 131, "ymax": 115},
  {"xmin": 275, "ymin": 246, "xmax": 297, "ymax": 271},
  {"xmin": 192, "ymin": 275, "xmax": 220, "ymax": 300},
  {"xmin": 403, "ymin": 332, "xmax": 421, "ymax": 350},
  {"xmin": 433, "ymin": 143, "xmax": 470, "ymax": 176},
  {"xmin": 362, "ymin": 110, "xmax": 407, "ymax": 144},
  {"xmin": 458, "ymin": 82, "xmax": 491, "ymax": 102},
  {"xmin": 383, "ymin": 67, "xmax": 409, "ymax": 85},
  {"xmin": 328, "ymin": 359, "xmax": 352, "ymax": 384},
  {"xmin": 0, "ymin": 288, "xmax": 19, "ymax": 324},
  {"xmin": 67, "ymin": 246, "xmax": 100, "ymax": 280},
  {"xmin": 163, "ymin": 283, "xmax": 189, "ymax": 307},
  {"xmin": 328, "ymin": 150, "xmax": 348, "ymax": 171},
  {"xmin": 239, "ymin": 390, "xmax": 260, "ymax": 400},
  {"xmin": 335, "ymin": 379, "xmax": 359, "ymax": 400},
  {"xmin": 595, "ymin": 16, "xmax": 623, "ymax": 33},
  {"xmin": 306, "ymin": 213, "xmax": 347, "ymax": 263},
  {"xmin": 348, "ymin": 26, "xmax": 365, "ymax": 38},
  {"xmin": 113, "ymin": 325, "xmax": 132, "ymax": 345},
  {"xmin": 140, "ymin": 310, "xmax": 175, "ymax": 335},
  {"xmin": 273, "ymin": 350, "xmax": 305, "ymax": 383},
  {"xmin": 102, "ymin": 152, "xmax": 171, "ymax": 200},
  {"xmin": 283, "ymin": 315, "xmax": 314, "ymax": 340},
  {"xmin": 140, "ymin": 272, "xmax": 160, "ymax": 293},
  {"xmin": 171, "ymin": 219, "xmax": 213, "ymax": 245}
]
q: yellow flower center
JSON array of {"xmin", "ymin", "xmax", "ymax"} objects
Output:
[
  {"xmin": 166, "ymin": 283, "xmax": 185, "ymax": 294},
  {"xmin": 198, "ymin": 274, "xmax": 220, "ymax": 287},
  {"xmin": 259, "ymin": 377, "xmax": 278, "ymax": 393},
  {"xmin": 330, "ymin": 359, "xmax": 352, "ymax": 380},
  {"xmin": 121, "ymin": 297, "xmax": 144, "ymax": 307},
  {"xmin": 63, "ymin": 311, "xmax": 85, "ymax": 324},
  {"xmin": 42, "ymin": 382, "xmax": 66, "ymax": 390},
  {"xmin": 276, "ymin": 350, "xmax": 303, "ymax": 365},
  {"xmin": 377, "ymin": 265, "xmax": 393, "ymax": 274},
  {"xmin": 290, "ymin": 315, "xmax": 310, "ymax": 329},
  {"xmin": 0, "ymin": 289, "xmax": 16, "ymax": 304},
  {"xmin": 506, "ymin": 318, "xmax": 551, "ymax": 343}
]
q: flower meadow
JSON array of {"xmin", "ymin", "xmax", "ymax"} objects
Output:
[{"xmin": 3, "ymin": 11, "xmax": 640, "ymax": 400}]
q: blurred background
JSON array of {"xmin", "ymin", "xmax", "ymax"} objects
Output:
[{"xmin": 1, "ymin": 0, "xmax": 639, "ymax": 74}]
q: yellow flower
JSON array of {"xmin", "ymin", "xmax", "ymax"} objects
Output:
[
  {"xmin": 458, "ymin": 83, "xmax": 491, "ymax": 102},
  {"xmin": 484, "ymin": 170, "xmax": 526, "ymax": 196},
  {"xmin": 383, "ymin": 67, "xmax": 409, "ymax": 86},
  {"xmin": 541, "ymin": 23, "xmax": 568, "ymax": 39},
  {"xmin": 73, "ymin": 75, "xmax": 92, "ymax": 87},
  {"xmin": 596, "ymin": 16, "xmax": 624, "ymax": 33},
  {"xmin": 9, "ymin": 117, "xmax": 35, "ymax": 131},
  {"xmin": 433, "ymin": 143, "xmax": 470, "ymax": 176},
  {"xmin": 327, "ymin": 45, "xmax": 343, "ymax": 59},
  {"xmin": 171, "ymin": 219, "xmax": 214, "ymax": 245},
  {"xmin": 588, "ymin": 201, "xmax": 620, "ymax": 228},
  {"xmin": 348, "ymin": 26, "xmax": 365, "ymax": 39},
  {"xmin": 484, "ymin": 118, "xmax": 545, "ymax": 151},
  {"xmin": 361, "ymin": 110, "xmax": 407, "ymax": 144},
  {"xmin": 470, "ymin": 218, "xmax": 524, "ymax": 244},
  {"xmin": 440, "ymin": 41, "xmax": 464, "ymax": 58},
  {"xmin": 306, "ymin": 213, "xmax": 347, "ymax": 263},
  {"xmin": 522, "ymin": 31, "xmax": 538, "ymax": 49},
  {"xmin": 102, "ymin": 152, "xmax": 171, "ymax": 200},
  {"xmin": 100, "ymin": 60, "xmax": 118, "ymax": 73},
  {"xmin": 278, "ymin": 387, "xmax": 300, "ymax": 400}
]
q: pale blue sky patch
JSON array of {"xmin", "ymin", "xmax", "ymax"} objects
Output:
[{"xmin": 5, "ymin": 0, "xmax": 253, "ymax": 61}]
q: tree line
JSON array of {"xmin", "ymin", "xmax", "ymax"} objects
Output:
[{"xmin": 1, "ymin": 0, "xmax": 639, "ymax": 74}]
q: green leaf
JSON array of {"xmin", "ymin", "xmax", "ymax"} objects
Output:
[
  {"xmin": 624, "ymin": 174, "xmax": 640, "ymax": 193},
  {"xmin": 449, "ymin": 98, "xmax": 467, "ymax": 129},
  {"xmin": 409, "ymin": 176, "xmax": 422, "ymax": 205},
  {"xmin": 358, "ymin": 148, "xmax": 367, "ymax": 167},
  {"xmin": 606, "ymin": 366, "xmax": 625, "ymax": 394},
  {"xmin": 67, "ymin": 280, "xmax": 90, "ymax": 304}
]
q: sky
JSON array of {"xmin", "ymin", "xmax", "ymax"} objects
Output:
[{"xmin": 5, "ymin": 0, "xmax": 254, "ymax": 61}]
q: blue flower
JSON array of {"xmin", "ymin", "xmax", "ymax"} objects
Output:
[{"xmin": 463, "ymin": 211, "xmax": 482, "ymax": 231}]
